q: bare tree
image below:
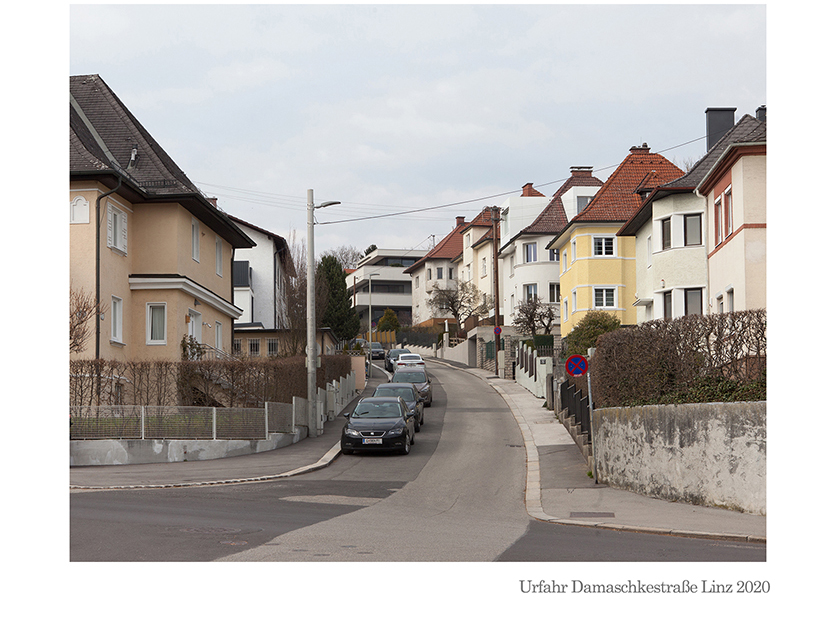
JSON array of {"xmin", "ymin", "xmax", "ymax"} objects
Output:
[
  {"xmin": 70, "ymin": 287, "xmax": 106, "ymax": 354},
  {"xmin": 321, "ymin": 245, "xmax": 363, "ymax": 270},
  {"xmin": 280, "ymin": 231, "xmax": 309, "ymax": 356},
  {"xmin": 512, "ymin": 297, "xmax": 555, "ymax": 340},
  {"xmin": 426, "ymin": 280, "xmax": 491, "ymax": 331}
]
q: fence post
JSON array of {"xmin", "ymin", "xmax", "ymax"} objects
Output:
[
  {"xmin": 212, "ymin": 407, "xmax": 217, "ymax": 440},
  {"xmin": 264, "ymin": 402, "xmax": 269, "ymax": 438},
  {"xmin": 140, "ymin": 405, "xmax": 145, "ymax": 440}
]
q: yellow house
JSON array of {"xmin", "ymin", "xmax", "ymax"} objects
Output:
[
  {"xmin": 548, "ymin": 145, "xmax": 684, "ymax": 337},
  {"xmin": 70, "ymin": 75, "xmax": 254, "ymax": 362}
]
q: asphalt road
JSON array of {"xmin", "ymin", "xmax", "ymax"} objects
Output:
[{"xmin": 70, "ymin": 363, "xmax": 765, "ymax": 562}]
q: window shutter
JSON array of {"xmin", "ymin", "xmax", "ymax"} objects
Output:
[
  {"xmin": 107, "ymin": 205, "xmax": 114, "ymax": 248},
  {"xmin": 120, "ymin": 211, "xmax": 128, "ymax": 253}
]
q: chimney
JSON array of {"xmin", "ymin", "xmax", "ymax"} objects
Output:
[
  {"xmin": 705, "ymin": 107, "xmax": 736, "ymax": 151},
  {"xmin": 456, "ymin": 216, "xmax": 466, "ymax": 228},
  {"xmin": 570, "ymin": 166, "xmax": 593, "ymax": 177},
  {"xmin": 521, "ymin": 183, "xmax": 545, "ymax": 197},
  {"xmin": 756, "ymin": 105, "xmax": 766, "ymax": 122},
  {"xmin": 629, "ymin": 143, "xmax": 651, "ymax": 154}
]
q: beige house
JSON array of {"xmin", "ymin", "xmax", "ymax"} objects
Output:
[{"xmin": 70, "ymin": 74, "xmax": 254, "ymax": 362}]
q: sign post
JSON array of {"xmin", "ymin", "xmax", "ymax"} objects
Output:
[{"xmin": 565, "ymin": 354, "xmax": 597, "ymax": 484}]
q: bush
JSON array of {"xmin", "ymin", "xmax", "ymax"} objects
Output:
[{"xmin": 565, "ymin": 311, "xmax": 621, "ymax": 356}]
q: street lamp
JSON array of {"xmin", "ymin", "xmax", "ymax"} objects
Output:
[
  {"xmin": 307, "ymin": 189, "xmax": 340, "ymax": 437},
  {"xmin": 367, "ymin": 272, "xmax": 378, "ymax": 378}
]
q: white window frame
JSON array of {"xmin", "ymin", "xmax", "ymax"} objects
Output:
[
  {"xmin": 107, "ymin": 204, "xmax": 128, "ymax": 254},
  {"xmin": 646, "ymin": 235, "xmax": 653, "ymax": 267},
  {"xmin": 549, "ymin": 283, "xmax": 560, "ymax": 303},
  {"xmin": 684, "ymin": 213, "xmax": 703, "ymax": 247},
  {"xmin": 662, "ymin": 218, "xmax": 672, "ymax": 250},
  {"xmin": 524, "ymin": 242, "xmax": 538, "ymax": 264},
  {"xmin": 724, "ymin": 187, "xmax": 733, "ymax": 237},
  {"xmin": 110, "ymin": 296, "xmax": 123, "ymax": 343},
  {"xmin": 215, "ymin": 236, "xmax": 223, "ymax": 276},
  {"xmin": 562, "ymin": 250, "xmax": 568, "ymax": 271},
  {"xmin": 594, "ymin": 286, "xmax": 617, "ymax": 309},
  {"xmin": 524, "ymin": 283, "xmax": 538, "ymax": 302},
  {"xmin": 248, "ymin": 338, "xmax": 260, "ymax": 357},
  {"xmin": 146, "ymin": 303, "xmax": 167, "ymax": 345},
  {"xmin": 191, "ymin": 218, "xmax": 200, "ymax": 262},
  {"xmin": 437, "ymin": 266, "xmax": 444, "ymax": 279},
  {"xmin": 481, "ymin": 258, "xmax": 487, "ymax": 277},
  {"xmin": 215, "ymin": 320, "xmax": 223, "ymax": 351},
  {"xmin": 571, "ymin": 240, "xmax": 577, "ymax": 262},
  {"xmin": 563, "ymin": 298, "xmax": 569, "ymax": 321},
  {"xmin": 593, "ymin": 236, "xmax": 615, "ymax": 257}
]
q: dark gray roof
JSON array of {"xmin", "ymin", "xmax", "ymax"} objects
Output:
[
  {"xmin": 618, "ymin": 112, "xmax": 766, "ymax": 236},
  {"xmin": 70, "ymin": 74, "xmax": 254, "ymax": 248}
]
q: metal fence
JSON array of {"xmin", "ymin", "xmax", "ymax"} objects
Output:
[
  {"xmin": 70, "ymin": 405, "xmax": 273, "ymax": 440},
  {"xmin": 559, "ymin": 379, "xmax": 591, "ymax": 444}
]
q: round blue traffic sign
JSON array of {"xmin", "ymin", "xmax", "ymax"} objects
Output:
[
  {"xmin": 494, "ymin": 326, "xmax": 502, "ymax": 335},
  {"xmin": 565, "ymin": 354, "xmax": 588, "ymax": 377}
]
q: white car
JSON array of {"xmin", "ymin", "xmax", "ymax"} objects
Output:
[{"xmin": 395, "ymin": 353, "xmax": 425, "ymax": 370}]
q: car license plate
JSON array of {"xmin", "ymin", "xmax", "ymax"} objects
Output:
[{"xmin": 362, "ymin": 438, "xmax": 382, "ymax": 445}]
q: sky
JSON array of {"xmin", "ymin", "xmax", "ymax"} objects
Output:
[{"xmin": 68, "ymin": 3, "xmax": 768, "ymax": 260}]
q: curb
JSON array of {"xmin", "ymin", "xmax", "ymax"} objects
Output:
[{"xmin": 432, "ymin": 358, "xmax": 766, "ymax": 545}]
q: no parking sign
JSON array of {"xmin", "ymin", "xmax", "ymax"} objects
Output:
[{"xmin": 565, "ymin": 354, "xmax": 588, "ymax": 377}]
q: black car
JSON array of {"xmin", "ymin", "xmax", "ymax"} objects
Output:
[
  {"xmin": 369, "ymin": 341, "xmax": 385, "ymax": 360},
  {"xmin": 391, "ymin": 368, "xmax": 432, "ymax": 407},
  {"xmin": 341, "ymin": 397, "xmax": 416, "ymax": 455},
  {"xmin": 372, "ymin": 382, "xmax": 424, "ymax": 431},
  {"xmin": 384, "ymin": 347, "xmax": 411, "ymax": 372}
]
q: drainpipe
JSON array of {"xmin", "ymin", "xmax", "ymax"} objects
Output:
[{"xmin": 95, "ymin": 177, "xmax": 122, "ymax": 360}]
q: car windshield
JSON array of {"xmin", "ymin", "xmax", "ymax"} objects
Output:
[
  {"xmin": 375, "ymin": 387, "xmax": 415, "ymax": 402},
  {"xmin": 394, "ymin": 371, "xmax": 426, "ymax": 383},
  {"xmin": 371, "ymin": 342, "xmax": 382, "ymax": 348},
  {"xmin": 389, "ymin": 349, "xmax": 409, "ymax": 358},
  {"xmin": 352, "ymin": 402, "xmax": 403, "ymax": 418}
]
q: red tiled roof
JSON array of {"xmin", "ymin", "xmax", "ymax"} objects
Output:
[
  {"xmin": 522, "ymin": 169, "xmax": 603, "ymax": 236},
  {"xmin": 571, "ymin": 145, "xmax": 684, "ymax": 224}
]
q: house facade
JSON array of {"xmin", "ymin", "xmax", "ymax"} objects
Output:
[
  {"xmin": 697, "ymin": 108, "xmax": 767, "ymax": 313},
  {"xmin": 548, "ymin": 145, "xmax": 684, "ymax": 337},
  {"xmin": 229, "ymin": 215, "xmax": 293, "ymax": 330},
  {"xmin": 70, "ymin": 74, "xmax": 254, "ymax": 362},
  {"xmin": 500, "ymin": 169, "xmax": 603, "ymax": 333},
  {"xmin": 455, "ymin": 208, "xmax": 498, "ymax": 322},
  {"xmin": 405, "ymin": 217, "xmax": 467, "ymax": 327},
  {"xmin": 347, "ymin": 247, "xmax": 427, "ymax": 328}
]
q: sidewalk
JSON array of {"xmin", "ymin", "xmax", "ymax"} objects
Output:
[{"xmin": 70, "ymin": 360, "xmax": 766, "ymax": 543}]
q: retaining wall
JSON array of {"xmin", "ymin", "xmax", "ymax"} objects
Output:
[{"xmin": 592, "ymin": 401, "xmax": 766, "ymax": 515}]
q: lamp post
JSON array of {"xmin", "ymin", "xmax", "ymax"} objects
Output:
[
  {"xmin": 367, "ymin": 272, "xmax": 377, "ymax": 378},
  {"xmin": 307, "ymin": 189, "xmax": 340, "ymax": 437}
]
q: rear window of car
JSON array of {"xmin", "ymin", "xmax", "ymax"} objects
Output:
[
  {"xmin": 375, "ymin": 386, "xmax": 414, "ymax": 400},
  {"xmin": 394, "ymin": 371, "xmax": 426, "ymax": 383},
  {"xmin": 353, "ymin": 402, "xmax": 403, "ymax": 417}
]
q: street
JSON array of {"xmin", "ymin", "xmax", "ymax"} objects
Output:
[{"xmin": 70, "ymin": 363, "xmax": 764, "ymax": 562}]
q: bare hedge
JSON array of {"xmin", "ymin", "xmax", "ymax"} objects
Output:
[
  {"xmin": 70, "ymin": 354, "xmax": 353, "ymax": 408},
  {"xmin": 591, "ymin": 309, "xmax": 766, "ymax": 407}
]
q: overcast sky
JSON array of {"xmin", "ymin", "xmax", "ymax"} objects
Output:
[{"xmin": 69, "ymin": 3, "xmax": 767, "ymax": 259}]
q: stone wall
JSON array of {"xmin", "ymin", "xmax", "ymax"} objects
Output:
[{"xmin": 592, "ymin": 401, "xmax": 766, "ymax": 514}]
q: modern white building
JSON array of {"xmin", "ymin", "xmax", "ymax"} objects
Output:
[{"xmin": 347, "ymin": 247, "xmax": 427, "ymax": 328}]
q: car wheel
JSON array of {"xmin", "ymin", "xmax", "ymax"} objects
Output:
[
  {"xmin": 400, "ymin": 432, "xmax": 411, "ymax": 454},
  {"xmin": 414, "ymin": 418, "xmax": 420, "ymax": 432},
  {"xmin": 420, "ymin": 410, "xmax": 424, "ymax": 426}
]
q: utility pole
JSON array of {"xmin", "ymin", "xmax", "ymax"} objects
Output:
[{"xmin": 490, "ymin": 206, "xmax": 501, "ymax": 377}]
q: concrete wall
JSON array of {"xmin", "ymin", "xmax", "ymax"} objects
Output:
[{"xmin": 592, "ymin": 401, "xmax": 766, "ymax": 515}]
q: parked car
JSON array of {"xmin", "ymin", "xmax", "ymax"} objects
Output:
[
  {"xmin": 384, "ymin": 348, "xmax": 411, "ymax": 372},
  {"xmin": 395, "ymin": 353, "xmax": 425, "ymax": 370},
  {"xmin": 369, "ymin": 341, "xmax": 385, "ymax": 360},
  {"xmin": 340, "ymin": 397, "xmax": 416, "ymax": 455},
  {"xmin": 350, "ymin": 338, "xmax": 368, "ymax": 351},
  {"xmin": 391, "ymin": 368, "xmax": 432, "ymax": 407},
  {"xmin": 372, "ymin": 382, "xmax": 424, "ymax": 431}
]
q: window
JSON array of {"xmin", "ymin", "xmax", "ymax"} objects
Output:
[
  {"xmin": 684, "ymin": 214, "xmax": 702, "ymax": 246},
  {"xmin": 524, "ymin": 283, "xmax": 538, "ymax": 302},
  {"xmin": 524, "ymin": 243, "xmax": 537, "ymax": 263},
  {"xmin": 662, "ymin": 218, "xmax": 672, "ymax": 250},
  {"xmin": 572, "ymin": 290, "xmax": 577, "ymax": 311},
  {"xmin": 594, "ymin": 287, "xmax": 616, "ymax": 308},
  {"xmin": 562, "ymin": 250, "xmax": 567, "ymax": 271},
  {"xmin": 248, "ymin": 338, "xmax": 260, "ymax": 357},
  {"xmin": 663, "ymin": 291, "xmax": 673, "ymax": 320},
  {"xmin": 233, "ymin": 338, "xmax": 241, "ymax": 355},
  {"xmin": 111, "ymin": 296, "xmax": 123, "ymax": 343},
  {"xmin": 714, "ymin": 198, "xmax": 723, "ymax": 246},
  {"xmin": 717, "ymin": 296, "xmax": 724, "ymax": 314},
  {"xmin": 427, "ymin": 268, "xmax": 432, "ymax": 281},
  {"xmin": 415, "ymin": 276, "xmax": 419, "ymax": 289},
  {"xmin": 215, "ymin": 321, "xmax": 223, "ymax": 351},
  {"xmin": 449, "ymin": 268, "xmax": 454, "ymax": 280},
  {"xmin": 685, "ymin": 288, "xmax": 703, "ymax": 316},
  {"xmin": 549, "ymin": 283, "xmax": 560, "ymax": 302},
  {"xmin": 191, "ymin": 218, "xmax": 200, "ymax": 262},
  {"xmin": 571, "ymin": 240, "xmax": 577, "ymax": 262},
  {"xmin": 563, "ymin": 299, "xmax": 569, "ymax": 321},
  {"xmin": 549, "ymin": 248, "xmax": 559, "ymax": 261},
  {"xmin": 437, "ymin": 267, "xmax": 444, "ymax": 279},
  {"xmin": 593, "ymin": 236, "xmax": 615, "ymax": 256},
  {"xmin": 147, "ymin": 303, "xmax": 166, "ymax": 345},
  {"xmin": 481, "ymin": 259, "xmax": 486, "ymax": 277},
  {"xmin": 215, "ymin": 237, "xmax": 223, "ymax": 276},
  {"xmin": 107, "ymin": 204, "xmax": 127, "ymax": 253},
  {"xmin": 577, "ymin": 196, "xmax": 592, "ymax": 214},
  {"xmin": 647, "ymin": 236, "xmax": 652, "ymax": 267},
  {"xmin": 727, "ymin": 288, "xmax": 735, "ymax": 312},
  {"xmin": 465, "ymin": 233, "xmax": 470, "ymax": 247},
  {"xmin": 70, "ymin": 196, "xmax": 90, "ymax": 224},
  {"xmin": 267, "ymin": 338, "xmax": 278, "ymax": 357},
  {"xmin": 724, "ymin": 188, "xmax": 733, "ymax": 237}
]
